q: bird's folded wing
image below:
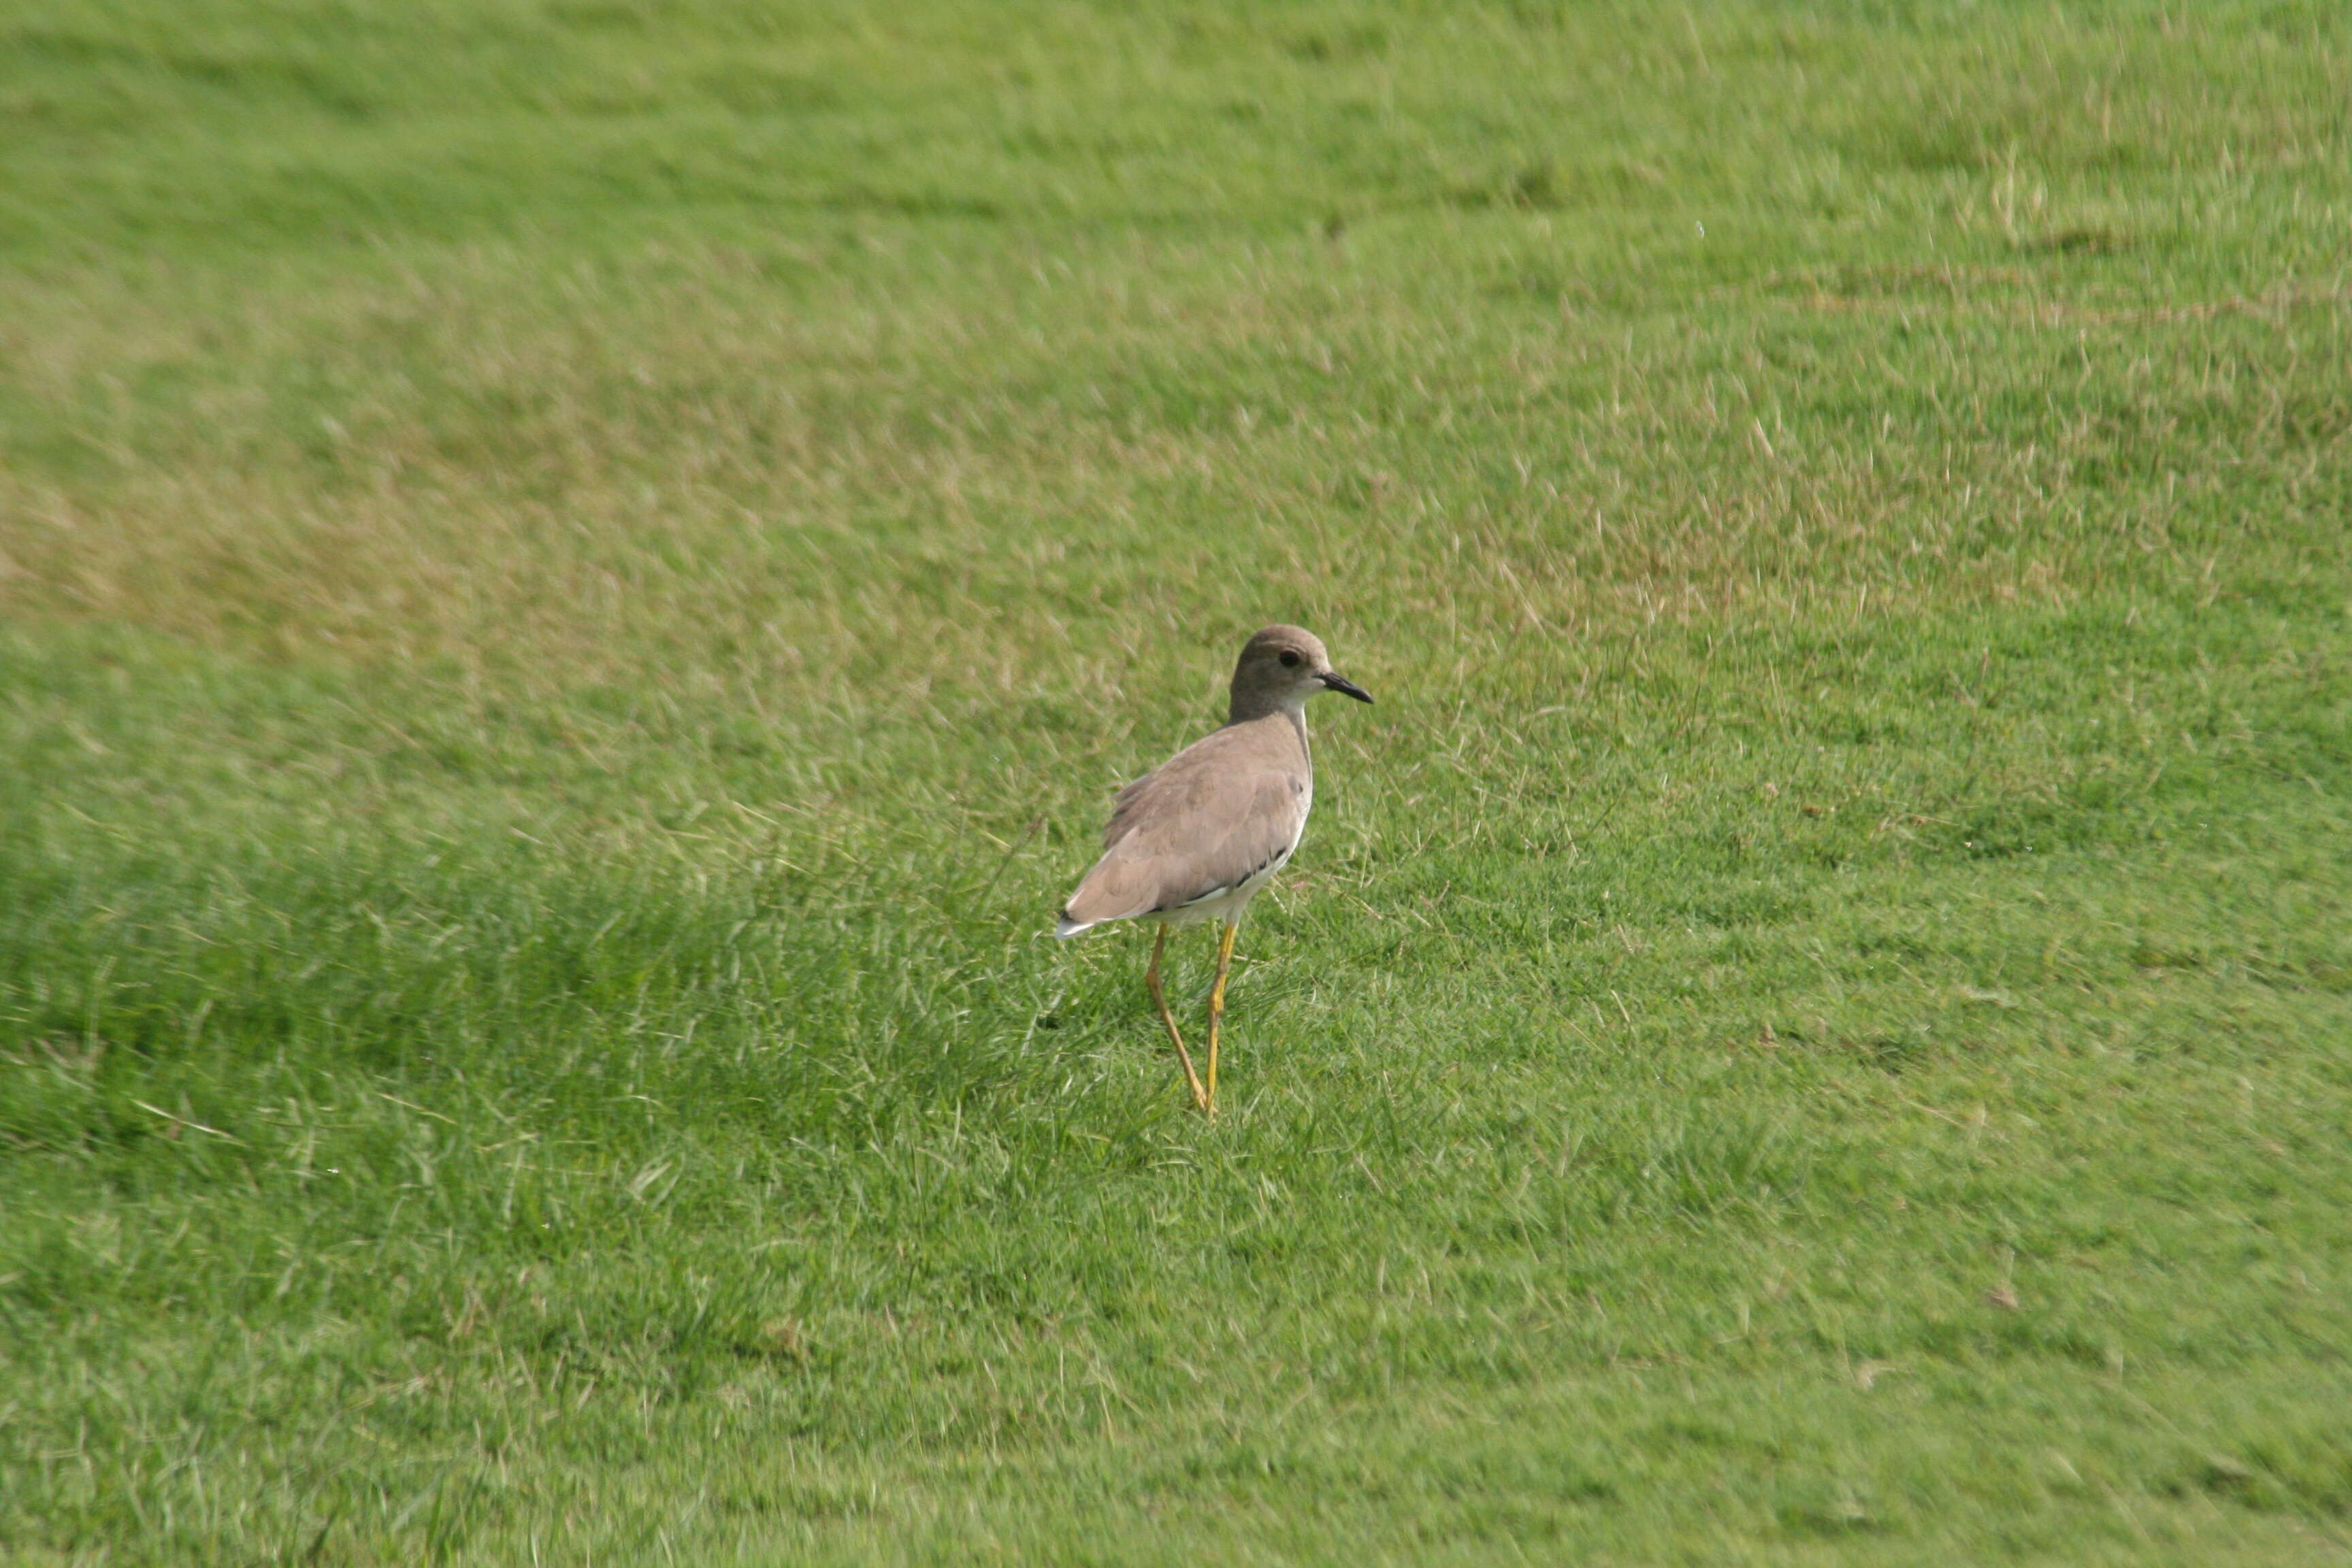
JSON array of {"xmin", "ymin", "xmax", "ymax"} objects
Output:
[
  {"xmin": 1138, "ymin": 768, "xmax": 1307, "ymax": 908},
  {"xmin": 1064, "ymin": 765, "xmax": 1306, "ymax": 925}
]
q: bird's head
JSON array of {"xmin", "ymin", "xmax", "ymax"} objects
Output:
[{"xmin": 1228, "ymin": 625, "xmax": 1372, "ymax": 721}]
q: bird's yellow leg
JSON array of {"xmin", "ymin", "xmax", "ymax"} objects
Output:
[
  {"xmin": 1204, "ymin": 920, "xmax": 1239, "ymax": 1117},
  {"xmin": 1146, "ymin": 925, "xmax": 1210, "ymax": 1112}
]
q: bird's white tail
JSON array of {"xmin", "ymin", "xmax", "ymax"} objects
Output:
[{"xmin": 1054, "ymin": 914, "xmax": 1092, "ymax": 939}]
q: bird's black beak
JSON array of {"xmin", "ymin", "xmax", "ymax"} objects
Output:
[{"xmin": 1320, "ymin": 671, "xmax": 1373, "ymax": 704}]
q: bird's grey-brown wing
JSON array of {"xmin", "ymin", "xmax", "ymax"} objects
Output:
[{"xmin": 1060, "ymin": 721, "xmax": 1309, "ymax": 928}]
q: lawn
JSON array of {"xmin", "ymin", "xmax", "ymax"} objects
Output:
[{"xmin": 3, "ymin": 1, "xmax": 2350, "ymax": 1563}]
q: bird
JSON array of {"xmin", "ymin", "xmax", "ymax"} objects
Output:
[{"xmin": 1055, "ymin": 625, "xmax": 1372, "ymax": 1115}]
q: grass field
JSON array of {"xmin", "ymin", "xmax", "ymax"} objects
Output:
[{"xmin": 4, "ymin": 1, "xmax": 2351, "ymax": 1562}]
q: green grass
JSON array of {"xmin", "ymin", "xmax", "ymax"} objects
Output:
[{"xmin": 3, "ymin": 1, "xmax": 2351, "ymax": 1562}]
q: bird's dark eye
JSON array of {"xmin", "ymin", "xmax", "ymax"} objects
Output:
[{"xmin": 1279, "ymin": 651, "xmax": 1301, "ymax": 668}]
